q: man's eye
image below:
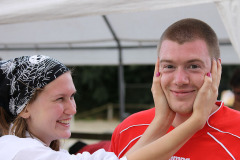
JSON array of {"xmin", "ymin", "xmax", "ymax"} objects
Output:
[
  {"xmin": 164, "ymin": 65, "xmax": 174, "ymax": 69},
  {"xmin": 189, "ymin": 65, "xmax": 199, "ymax": 69}
]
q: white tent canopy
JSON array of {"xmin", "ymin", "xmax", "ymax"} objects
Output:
[
  {"xmin": 0, "ymin": 0, "xmax": 239, "ymax": 120},
  {"xmin": 0, "ymin": 0, "xmax": 240, "ymax": 65}
]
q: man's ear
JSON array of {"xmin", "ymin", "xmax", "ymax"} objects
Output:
[{"xmin": 19, "ymin": 106, "xmax": 30, "ymax": 119}]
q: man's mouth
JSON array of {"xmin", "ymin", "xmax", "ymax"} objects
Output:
[{"xmin": 171, "ymin": 90, "xmax": 195, "ymax": 96}]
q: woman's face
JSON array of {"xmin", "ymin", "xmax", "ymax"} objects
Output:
[{"xmin": 24, "ymin": 72, "xmax": 76, "ymax": 146}]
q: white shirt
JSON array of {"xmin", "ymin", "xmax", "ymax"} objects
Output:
[{"xmin": 0, "ymin": 135, "xmax": 127, "ymax": 160}]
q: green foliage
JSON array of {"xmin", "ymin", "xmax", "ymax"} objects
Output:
[
  {"xmin": 219, "ymin": 65, "xmax": 240, "ymax": 97},
  {"xmin": 70, "ymin": 66, "xmax": 119, "ymax": 114},
  {"xmin": 69, "ymin": 64, "xmax": 240, "ymax": 119},
  {"xmin": 69, "ymin": 65, "xmax": 155, "ymax": 118},
  {"xmin": 124, "ymin": 65, "xmax": 154, "ymax": 104}
]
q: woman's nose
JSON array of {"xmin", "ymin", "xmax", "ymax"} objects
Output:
[{"xmin": 65, "ymin": 99, "xmax": 77, "ymax": 115}]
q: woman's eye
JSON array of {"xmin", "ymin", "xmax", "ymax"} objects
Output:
[
  {"xmin": 56, "ymin": 97, "xmax": 63, "ymax": 101},
  {"xmin": 70, "ymin": 94, "xmax": 75, "ymax": 100}
]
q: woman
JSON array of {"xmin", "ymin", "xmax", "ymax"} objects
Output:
[{"xmin": 0, "ymin": 55, "xmax": 220, "ymax": 160}]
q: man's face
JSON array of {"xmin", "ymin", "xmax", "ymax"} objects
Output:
[{"xmin": 159, "ymin": 39, "xmax": 212, "ymax": 116}]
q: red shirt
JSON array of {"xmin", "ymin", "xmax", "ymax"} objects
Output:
[{"xmin": 110, "ymin": 101, "xmax": 240, "ymax": 159}]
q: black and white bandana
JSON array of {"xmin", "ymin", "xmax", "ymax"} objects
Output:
[{"xmin": 0, "ymin": 55, "xmax": 69, "ymax": 117}]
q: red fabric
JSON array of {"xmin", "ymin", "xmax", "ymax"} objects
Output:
[
  {"xmin": 77, "ymin": 141, "xmax": 111, "ymax": 154},
  {"xmin": 110, "ymin": 101, "xmax": 240, "ymax": 159},
  {"xmin": 110, "ymin": 108, "xmax": 155, "ymax": 157}
]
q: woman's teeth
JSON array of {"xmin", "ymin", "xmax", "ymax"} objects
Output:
[{"xmin": 58, "ymin": 119, "xmax": 71, "ymax": 124}]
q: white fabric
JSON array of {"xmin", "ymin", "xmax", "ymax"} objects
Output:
[
  {"xmin": 215, "ymin": 0, "xmax": 240, "ymax": 58},
  {"xmin": 0, "ymin": 0, "xmax": 222, "ymax": 24},
  {"xmin": 0, "ymin": 135, "xmax": 126, "ymax": 160},
  {"xmin": 0, "ymin": 0, "xmax": 239, "ymax": 61}
]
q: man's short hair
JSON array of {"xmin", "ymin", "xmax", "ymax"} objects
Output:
[{"xmin": 157, "ymin": 18, "xmax": 220, "ymax": 59}]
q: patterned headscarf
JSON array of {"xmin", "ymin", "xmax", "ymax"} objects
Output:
[{"xmin": 0, "ymin": 55, "xmax": 69, "ymax": 117}]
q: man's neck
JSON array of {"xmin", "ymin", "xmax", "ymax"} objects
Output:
[
  {"xmin": 172, "ymin": 104, "xmax": 219, "ymax": 128},
  {"xmin": 172, "ymin": 113, "xmax": 192, "ymax": 127}
]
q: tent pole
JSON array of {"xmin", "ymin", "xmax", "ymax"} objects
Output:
[{"xmin": 103, "ymin": 15, "xmax": 126, "ymax": 121}]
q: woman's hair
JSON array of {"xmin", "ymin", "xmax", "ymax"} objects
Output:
[
  {"xmin": 157, "ymin": 18, "xmax": 220, "ymax": 59},
  {"xmin": 0, "ymin": 107, "xmax": 13, "ymax": 135},
  {"xmin": 0, "ymin": 89, "xmax": 60, "ymax": 151}
]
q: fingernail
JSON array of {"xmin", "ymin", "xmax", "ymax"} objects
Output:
[
  {"xmin": 156, "ymin": 72, "xmax": 160, "ymax": 77},
  {"xmin": 206, "ymin": 72, "xmax": 211, "ymax": 77},
  {"xmin": 218, "ymin": 58, "xmax": 221, "ymax": 64}
]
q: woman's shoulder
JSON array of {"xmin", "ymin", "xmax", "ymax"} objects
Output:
[
  {"xmin": 0, "ymin": 135, "xmax": 42, "ymax": 145},
  {"xmin": 0, "ymin": 135, "xmax": 45, "ymax": 153},
  {"xmin": 0, "ymin": 135, "xmax": 46, "ymax": 160}
]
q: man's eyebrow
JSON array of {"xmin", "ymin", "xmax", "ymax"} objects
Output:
[
  {"xmin": 159, "ymin": 59, "xmax": 173, "ymax": 63},
  {"xmin": 159, "ymin": 59, "xmax": 204, "ymax": 64},
  {"xmin": 186, "ymin": 59, "xmax": 205, "ymax": 64}
]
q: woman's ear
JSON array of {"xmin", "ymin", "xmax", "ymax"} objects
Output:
[{"xmin": 19, "ymin": 106, "xmax": 30, "ymax": 119}]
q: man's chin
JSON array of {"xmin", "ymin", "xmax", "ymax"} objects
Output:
[{"xmin": 170, "ymin": 104, "xmax": 193, "ymax": 115}]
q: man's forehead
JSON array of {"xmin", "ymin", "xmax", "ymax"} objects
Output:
[
  {"xmin": 159, "ymin": 39, "xmax": 211, "ymax": 57},
  {"xmin": 158, "ymin": 40, "xmax": 212, "ymax": 69},
  {"xmin": 160, "ymin": 39, "xmax": 208, "ymax": 50}
]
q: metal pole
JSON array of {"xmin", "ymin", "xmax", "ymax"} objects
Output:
[{"xmin": 103, "ymin": 15, "xmax": 126, "ymax": 121}]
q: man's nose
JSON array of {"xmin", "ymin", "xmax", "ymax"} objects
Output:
[{"xmin": 173, "ymin": 68, "xmax": 189, "ymax": 86}]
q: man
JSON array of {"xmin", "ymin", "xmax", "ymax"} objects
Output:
[{"xmin": 110, "ymin": 18, "xmax": 240, "ymax": 159}]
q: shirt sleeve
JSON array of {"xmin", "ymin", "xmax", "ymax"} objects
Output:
[
  {"xmin": 74, "ymin": 149, "xmax": 120, "ymax": 160},
  {"xmin": 14, "ymin": 147, "xmax": 121, "ymax": 160}
]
